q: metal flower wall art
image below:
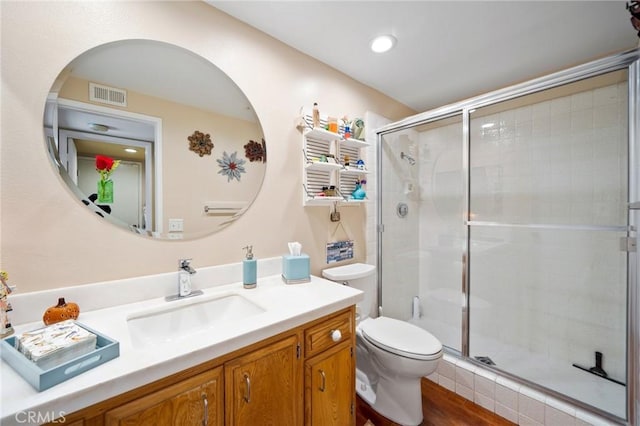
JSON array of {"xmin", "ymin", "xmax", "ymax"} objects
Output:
[
  {"xmin": 217, "ymin": 151, "xmax": 246, "ymax": 182},
  {"xmin": 188, "ymin": 130, "xmax": 214, "ymax": 157},
  {"xmin": 244, "ymin": 138, "xmax": 267, "ymax": 163}
]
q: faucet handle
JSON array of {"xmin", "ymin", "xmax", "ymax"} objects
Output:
[{"xmin": 178, "ymin": 258, "xmax": 192, "ymax": 269}]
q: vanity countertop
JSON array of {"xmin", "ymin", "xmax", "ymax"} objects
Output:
[{"xmin": 0, "ymin": 274, "xmax": 362, "ymax": 425}]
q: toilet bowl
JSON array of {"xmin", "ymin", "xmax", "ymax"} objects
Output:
[{"xmin": 322, "ymin": 263, "xmax": 443, "ymax": 426}]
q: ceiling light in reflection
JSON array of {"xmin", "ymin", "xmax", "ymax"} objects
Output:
[
  {"xmin": 124, "ymin": 148, "xmax": 137, "ymax": 153},
  {"xmin": 370, "ymin": 35, "xmax": 397, "ymax": 53},
  {"xmin": 88, "ymin": 123, "xmax": 109, "ymax": 132}
]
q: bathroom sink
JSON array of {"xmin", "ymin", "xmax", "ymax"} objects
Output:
[{"xmin": 127, "ymin": 293, "xmax": 265, "ymax": 348}]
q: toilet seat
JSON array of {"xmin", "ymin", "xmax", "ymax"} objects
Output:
[{"xmin": 360, "ymin": 317, "xmax": 442, "ymax": 361}]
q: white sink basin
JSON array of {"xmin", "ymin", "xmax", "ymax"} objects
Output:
[{"xmin": 127, "ymin": 293, "xmax": 265, "ymax": 348}]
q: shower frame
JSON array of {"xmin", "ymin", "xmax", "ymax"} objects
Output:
[{"xmin": 376, "ymin": 48, "xmax": 640, "ymax": 425}]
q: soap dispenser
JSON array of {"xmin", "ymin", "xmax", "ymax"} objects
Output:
[{"xmin": 243, "ymin": 246, "xmax": 257, "ymax": 289}]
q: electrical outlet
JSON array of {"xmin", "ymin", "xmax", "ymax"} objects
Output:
[{"xmin": 168, "ymin": 218, "xmax": 184, "ymax": 232}]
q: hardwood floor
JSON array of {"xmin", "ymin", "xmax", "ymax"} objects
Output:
[{"xmin": 356, "ymin": 378, "xmax": 516, "ymax": 426}]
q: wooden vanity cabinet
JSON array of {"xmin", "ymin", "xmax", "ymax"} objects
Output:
[
  {"xmin": 104, "ymin": 366, "xmax": 223, "ymax": 426},
  {"xmin": 224, "ymin": 334, "xmax": 302, "ymax": 425},
  {"xmin": 304, "ymin": 309, "xmax": 356, "ymax": 426},
  {"xmin": 44, "ymin": 307, "xmax": 355, "ymax": 426},
  {"xmin": 305, "ymin": 341, "xmax": 354, "ymax": 425}
]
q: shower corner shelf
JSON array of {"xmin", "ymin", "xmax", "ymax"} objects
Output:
[{"xmin": 300, "ymin": 112, "xmax": 370, "ymax": 207}]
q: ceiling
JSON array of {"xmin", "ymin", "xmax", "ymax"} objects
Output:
[{"xmin": 208, "ymin": 1, "xmax": 639, "ymax": 113}]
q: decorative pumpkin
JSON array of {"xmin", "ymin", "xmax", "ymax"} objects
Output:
[{"xmin": 43, "ymin": 297, "xmax": 80, "ymax": 325}]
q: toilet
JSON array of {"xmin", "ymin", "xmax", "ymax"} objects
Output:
[{"xmin": 322, "ymin": 263, "xmax": 443, "ymax": 426}]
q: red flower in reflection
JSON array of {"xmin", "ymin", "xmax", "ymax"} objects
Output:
[{"xmin": 95, "ymin": 155, "xmax": 120, "ymax": 181}]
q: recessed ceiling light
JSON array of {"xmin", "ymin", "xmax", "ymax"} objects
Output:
[
  {"xmin": 124, "ymin": 148, "xmax": 137, "ymax": 153},
  {"xmin": 88, "ymin": 123, "xmax": 109, "ymax": 132},
  {"xmin": 370, "ymin": 35, "xmax": 397, "ymax": 53}
]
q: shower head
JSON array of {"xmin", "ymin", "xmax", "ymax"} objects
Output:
[{"xmin": 400, "ymin": 151, "xmax": 416, "ymax": 166}]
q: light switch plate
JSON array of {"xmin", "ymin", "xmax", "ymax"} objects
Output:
[{"xmin": 168, "ymin": 218, "xmax": 184, "ymax": 232}]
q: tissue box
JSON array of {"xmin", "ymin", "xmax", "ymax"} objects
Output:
[{"xmin": 282, "ymin": 254, "xmax": 310, "ymax": 284}]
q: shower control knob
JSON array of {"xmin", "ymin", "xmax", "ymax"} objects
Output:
[{"xmin": 330, "ymin": 329, "xmax": 342, "ymax": 342}]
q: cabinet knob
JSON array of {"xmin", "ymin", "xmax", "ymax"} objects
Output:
[{"xmin": 330, "ymin": 329, "xmax": 342, "ymax": 342}]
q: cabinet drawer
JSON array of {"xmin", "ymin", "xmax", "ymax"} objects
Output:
[{"xmin": 305, "ymin": 310, "xmax": 353, "ymax": 358}]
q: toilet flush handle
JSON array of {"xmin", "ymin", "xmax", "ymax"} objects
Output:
[{"xmin": 331, "ymin": 329, "xmax": 342, "ymax": 342}]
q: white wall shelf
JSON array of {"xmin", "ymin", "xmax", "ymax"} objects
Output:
[
  {"xmin": 300, "ymin": 113, "xmax": 369, "ymax": 207},
  {"xmin": 341, "ymin": 137, "xmax": 369, "ymax": 149},
  {"xmin": 341, "ymin": 167, "xmax": 370, "ymax": 175},
  {"xmin": 305, "ymin": 161, "xmax": 343, "ymax": 172}
]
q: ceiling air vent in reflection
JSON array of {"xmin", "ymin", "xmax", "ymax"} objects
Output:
[{"xmin": 89, "ymin": 82, "xmax": 127, "ymax": 107}]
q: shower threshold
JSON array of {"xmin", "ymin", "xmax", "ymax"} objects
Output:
[{"xmin": 474, "ymin": 355, "xmax": 496, "ymax": 366}]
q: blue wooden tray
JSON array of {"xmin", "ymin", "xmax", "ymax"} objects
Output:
[{"xmin": 0, "ymin": 322, "xmax": 119, "ymax": 391}]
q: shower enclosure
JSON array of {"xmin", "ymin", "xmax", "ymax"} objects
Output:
[{"xmin": 377, "ymin": 50, "xmax": 639, "ymax": 423}]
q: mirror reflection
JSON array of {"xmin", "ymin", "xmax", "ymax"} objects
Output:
[{"xmin": 43, "ymin": 39, "xmax": 266, "ymax": 240}]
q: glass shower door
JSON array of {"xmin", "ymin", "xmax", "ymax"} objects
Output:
[
  {"xmin": 379, "ymin": 115, "xmax": 465, "ymax": 352},
  {"xmin": 467, "ymin": 70, "xmax": 629, "ymax": 418}
]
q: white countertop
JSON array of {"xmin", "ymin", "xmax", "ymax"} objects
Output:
[{"xmin": 0, "ymin": 273, "xmax": 362, "ymax": 425}]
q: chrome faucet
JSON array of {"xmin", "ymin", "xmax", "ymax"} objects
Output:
[
  {"xmin": 179, "ymin": 258, "xmax": 197, "ymax": 275},
  {"xmin": 166, "ymin": 258, "xmax": 203, "ymax": 301}
]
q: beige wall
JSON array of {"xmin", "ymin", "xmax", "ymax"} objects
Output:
[{"xmin": 0, "ymin": 1, "xmax": 414, "ymax": 293}]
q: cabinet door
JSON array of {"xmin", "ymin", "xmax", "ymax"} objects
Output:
[
  {"xmin": 305, "ymin": 340, "xmax": 354, "ymax": 426},
  {"xmin": 104, "ymin": 366, "xmax": 223, "ymax": 426},
  {"xmin": 225, "ymin": 334, "xmax": 301, "ymax": 426}
]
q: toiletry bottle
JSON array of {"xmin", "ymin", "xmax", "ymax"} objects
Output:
[
  {"xmin": 243, "ymin": 246, "xmax": 257, "ymax": 289},
  {"xmin": 312, "ymin": 103, "xmax": 320, "ymax": 128}
]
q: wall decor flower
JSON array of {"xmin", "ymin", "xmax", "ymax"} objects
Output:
[
  {"xmin": 188, "ymin": 130, "xmax": 214, "ymax": 157},
  {"xmin": 217, "ymin": 151, "xmax": 246, "ymax": 182},
  {"xmin": 244, "ymin": 138, "xmax": 267, "ymax": 163},
  {"xmin": 95, "ymin": 155, "xmax": 120, "ymax": 203}
]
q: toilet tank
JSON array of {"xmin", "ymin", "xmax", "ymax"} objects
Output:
[{"xmin": 322, "ymin": 263, "xmax": 377, "ymax": 320}]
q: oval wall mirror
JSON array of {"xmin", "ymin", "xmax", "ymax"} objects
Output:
[{"xmin": 43, "ymin": 39, "xmax": 266, "ymax": 240}]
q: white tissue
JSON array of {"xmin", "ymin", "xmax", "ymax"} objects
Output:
[{"xmin": 288, "ymin": 242, "xmax": 302, "ymax": 256}]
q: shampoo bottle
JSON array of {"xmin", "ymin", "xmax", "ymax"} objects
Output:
[{"xmin": 243, "ymin": 245, "xmax": 257, "ymax": 289}]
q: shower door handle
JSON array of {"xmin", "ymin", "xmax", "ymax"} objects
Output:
[
  {"xmin": 621, "ymin": 236, "xmax": 637, "ymax": 252},
  {"xmin": 626, "ymin": 202, "xmax": 640, "ymax": 252}
]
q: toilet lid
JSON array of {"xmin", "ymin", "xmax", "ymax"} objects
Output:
[{"xmin": 360, "ymin": 317, "xmax": 443, "ymax": 360}]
